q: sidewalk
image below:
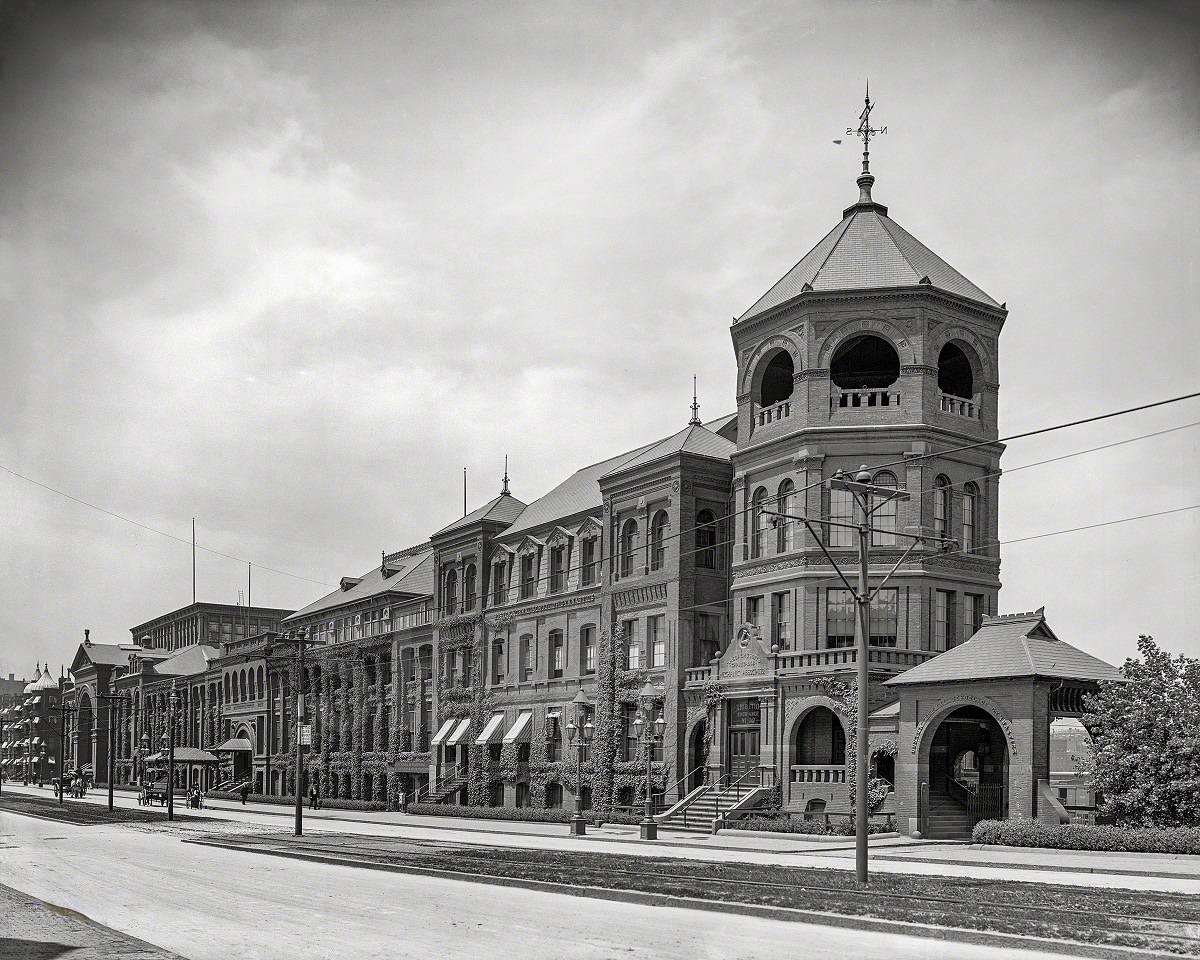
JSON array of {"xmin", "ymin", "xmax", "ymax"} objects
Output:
[
  {"xmin": 0, "ymin": 881, "xmax": 183, "ymax": 960},
  {"xmin": 7, "ymin": 782, "xmax": 1199, "ymax": 891}
]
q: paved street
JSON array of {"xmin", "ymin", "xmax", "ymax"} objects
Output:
[
  {"xmin": 5, "ymin": 783, "xmax": 1197, "ymax": 893},
  {"xmin": 0, "ymin": 795, "xmax": 1087, "ymax": 960}
]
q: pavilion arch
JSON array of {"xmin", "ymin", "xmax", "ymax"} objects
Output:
[
  {"xmin": 75, "ymin": 686, "xmax": 95, "ymax": 772},
  {"xmin": 914, "ymin": 696, "xmax": 1017, "ymax": 766},
  {"xmin": 752, "ymin": 348, "xmax": 796, "ymax": 408}
]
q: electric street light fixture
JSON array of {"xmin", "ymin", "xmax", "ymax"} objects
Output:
[
  {"xmin": 566, "ymin": 689, "xmax": 591, "ymax": 836},
  {"xmin": 636, "ymin": 681, "xmax": 664, "ymax": 841}
]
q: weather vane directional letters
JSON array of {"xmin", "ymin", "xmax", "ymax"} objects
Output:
[{"xmin": 846, "ymin": 83, "xmax": 886, "ymax": 174}]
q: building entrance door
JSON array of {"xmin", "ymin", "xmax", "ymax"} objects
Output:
[{"xmin": 726, "ymin": 697, "xmax": 761, "ymax": 783}]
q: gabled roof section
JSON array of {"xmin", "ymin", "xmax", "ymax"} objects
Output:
[
  {"xmin": 285, "ymin": 549, "xmax": 434, "ymax": 622},
  {"xmin": 153, "ymin": 645, "xmax": 220, "ymax": 679},
  {"xmin": 600, "ymin": 423, "xmax": 734, "ymax": 479},
  {"xmin": 887, "ymin": 609, "xmax": 1123, "ymax": 686},
  {"xmin": 432, "ymin": 493, "xmax": 527, "ymax": 539},
  {"xmin": 737, "ymin": 178, "xmax": 1001, "ymax": 323},
  {"xmin": 71, "ymin": 642, "xmax": 141, "ymax": 673}
]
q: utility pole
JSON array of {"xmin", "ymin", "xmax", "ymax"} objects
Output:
[
  {"xmin": 167, "ymin": 683, "xmax": 178, "ymax": 822},
  {"xmin": 766, "ymin": 465, "xmax": 953, "ymax": 885}
]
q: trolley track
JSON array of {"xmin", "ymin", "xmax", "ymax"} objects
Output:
[{"xmin": 192, "ymin": 830, "xmax": 1200, "ymax": 956}]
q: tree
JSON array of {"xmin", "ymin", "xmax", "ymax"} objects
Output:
[{"xmin": 1082, "ymin": 636, "xmax": 1200, "ymax": 828}]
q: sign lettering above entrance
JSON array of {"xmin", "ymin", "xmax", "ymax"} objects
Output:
[{"xmin": 730, "ymin": 698, "xmax": 760, "ymax": 727}]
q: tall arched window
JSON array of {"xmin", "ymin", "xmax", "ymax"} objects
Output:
[
  {"xmin": 248, "ymin": 668, "xmax": 255, "ymax": 701},
  {"xmin": 444, "ymin": 568, "xmax": 458, "ymax": 616},
  {"xmin": 650, "ymin": 510, "xmax": 669, "ymax": 571},
  {"xmin": 223, "ymin": 674, "xmax": 230, "ymax": 701},
  {"xmin": 256, "ymin": 666, "xmax": 264, "ymax": 697},
  {"xmin": 962, "ymin": 482, "xmax": 978, "ymax": 553},
  {"xmin": 463, "ymin": 564, "xmax": 477, "ymax": 611},
  {"xmin": 934, "ymin": 476, "xmax": 952, "ymax": 539},
  {"xmin": 776, "ymin": 480, "xmax": 795, "ymax": 552},
  {"xmin": 239, "ymin": 671, "xmax": 247, "ymax": 702},
  {"xmin": 751, "ymin": 488, "xmax": 768, "ymax": 558},
  {"xmin": 696, "ymin": 509, "xmax": 719, "ymax": 569},
  {"xmin": 619, "ymin": 518, "xmax": 639, "ymax": 578},
  {"xmin": 871, "ymin": 472, "xmax": 898, "ymax": 547}
]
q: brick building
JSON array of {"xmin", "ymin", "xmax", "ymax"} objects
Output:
[{"xmin": 57, "ymin": 153, "xmax": 1119, "ymax": 837}]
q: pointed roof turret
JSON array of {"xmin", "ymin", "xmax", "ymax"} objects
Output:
[{"xmin": 737, "ymin": 91, "xmax": 1002, "ymax": 323}]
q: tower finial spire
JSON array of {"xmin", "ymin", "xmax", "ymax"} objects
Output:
[
  {"xmin": 689, "ymin": 376, "xmax": 701, "ymax": 426},
  {"xmin": 851, "ymin": 81, "xmax": 885, "ymax": 205},
  {"xmin": 501, "ymin": 455, "xmax": 510, "ymax": 496}
]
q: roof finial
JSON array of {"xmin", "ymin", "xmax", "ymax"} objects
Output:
[
  {"xmin": 501, "ymin": 455, "xmax": 510, "ymax": 496},
  {"xmin": 852, "ymin": 81, "xmax": 885, "ymax": 205},
  {"xmin": 689, "ymin": 376, "xmax": 701, "ymax": 426}
]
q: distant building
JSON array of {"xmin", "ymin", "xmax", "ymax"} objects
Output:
[{"xmin": 0, "ymin": 667, "xmax": 63, "ymax": 783}]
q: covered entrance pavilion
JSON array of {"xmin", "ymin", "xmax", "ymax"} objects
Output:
[{"xmin": 888, "ymin": 608, "xmax": 1122, "ymax": 839}]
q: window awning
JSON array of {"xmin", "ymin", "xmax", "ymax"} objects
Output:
[
  {"xmin": 474, "ymin": 713, "xmax": 506, "ymax": 745},
  {"xmin": 429, "ymin": 717, "xmax": 458, "ymax": 746},
  {"xmin": 502, "ymin": 712, "xmax": 532, "ymax": 744},
  {"xmin": 445, "ymin": 718, "xmax": 472, "ymax": 746}
]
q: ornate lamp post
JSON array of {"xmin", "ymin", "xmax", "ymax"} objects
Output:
[
  {"xmin": 565, "ymin": 689, "xmax": 592, "ymax": 836},
  {"xmin": 264, "ymin": 627, "xmax": 312, "ymax": 837},
  {"xmin": 636, "ymin": 681, "xmax": 665, "ymax": 841}
]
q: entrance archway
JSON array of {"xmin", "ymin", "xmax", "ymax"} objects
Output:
[
  {"xmin": 75, "ymin": 692, "xmax": 94, "ymax": 774},
  {"xmin": 923, "ymin": 705, "xmax": 1009, "ymax": 838},
  {"xmin": 687, "ymin": 720, "xmax": 708, "ymax": 793}
]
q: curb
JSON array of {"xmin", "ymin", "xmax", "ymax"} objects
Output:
[
  {"xmin": 182, "ymin": 836, "xmax": 1180, "ymax": 960},
  {"xmin": 877, "ymin": 850, "xmax": 1200, "ymax": 882}
]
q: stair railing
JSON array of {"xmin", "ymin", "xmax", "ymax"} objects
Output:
[
  {"xmin": 713, "ymin": 767, "xmax": 760, "ymax": 822},
  {"xmin": 655, "ymin": 766, "xmax": 710, "ymax": 829}
]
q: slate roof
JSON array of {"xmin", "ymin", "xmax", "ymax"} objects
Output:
[
  {"xmin": 502, "ymin": 415, "xmax": 737, "ymax": 541},
  {"xmin": 737, "ymin": 183, "xmax": 1002, "ymax": 323},
  {"xmin": 153, "ymin": 645, "xmax": 220, "ymax": 678},
  {"xmin": 599, "ymin": 423, "xmax": 735, "ymax": 478},
  {"xmin": 73, "ymin": 643, "xmax": 141, "ymax": 669},
  {"xmin": 431, "ymin": 493, "xmax": 527, "ymax": 538},
  {"xmin": 285, "ymin": 549, "xmax": 434, "ymax": 622},
  {"xmin": 886, "ymin": 609, "xmax": 1123, "ymax": 686}
]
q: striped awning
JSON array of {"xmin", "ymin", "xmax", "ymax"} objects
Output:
[
  {"xmin": 429, "ymin": 718, "xmax": 458, "ymax": 746},
  {"xmin": 444, "ymin": 718, "xmax": 472, "ymax": 747},
  {"xmin": 474, "ymin": 713, "xmax": 506, "ymax": 745},
  {"xmin": 502, "ymin": 712, "xmax": 532, "ymax": 744}
]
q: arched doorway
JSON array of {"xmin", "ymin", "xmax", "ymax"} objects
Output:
[
  {"xmin": 687, "ymin": 720, "xmax": 708, "ymax": 793},
  {"xmin": 793, "ymin": 706, "xmax": 846, "ymax": 780},
  {"xmin": 75, "ymin": 692, "xmax": 94, "ymax": 775},
  {"xmin": 924, "ymin": 705, "xmax": 1009, "ymax": 839}
]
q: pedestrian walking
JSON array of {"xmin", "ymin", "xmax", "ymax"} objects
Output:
[
  {"xmin": 398, "ymin": 788, "xmax": 407, "ymax": 813},
  {"xmin": 239, "ymin": 782, "xmax": 251, "ymax": 805},
  {"xmin": 309, "ymin": 784, "xmax": 320, "ymax": 810}
]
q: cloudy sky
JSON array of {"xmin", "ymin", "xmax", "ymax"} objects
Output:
[{"xmin": 0, "ymin": 0, "xmax": 1197, "ymax": 679}]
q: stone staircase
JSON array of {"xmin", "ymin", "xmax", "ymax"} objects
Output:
[
  {"xmin": 925, "ymin": 789, "xmax": 972, "ymax": 839},
  {"xmin": 659, "ymin": 787, "xmax": 721, "ymax": 833}
]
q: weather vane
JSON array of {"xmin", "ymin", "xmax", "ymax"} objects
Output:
[{"xmin": 846, "ymin": 81, "xmax": 886, "ymax": 175}]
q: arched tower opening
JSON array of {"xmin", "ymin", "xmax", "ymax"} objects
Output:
[
  {"xmin": 758, "ymin": 351, "xmax": 795, "ymax": 407},
  {"xmin": 937, "ymin": 342, "xmax": 974, "ymax": 399},
  {"xmin": 830, "ymin": 334, "xmax": 899, "ymax": 390}
]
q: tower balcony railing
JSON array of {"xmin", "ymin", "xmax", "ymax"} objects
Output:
[
  {"xmin": 939, "ymin": 393, "xmax": 979, "ymax": 419},
  {"xmin": 683, "ymin": 647, "xmax": 935, "ymax": 687},
  {"xmin": 830, "ymin": 387, "xmax": 901, "ymax": 411},
  {"xmin": 756, "ymin": 400, "xmax": 791, "ymax": 426}
]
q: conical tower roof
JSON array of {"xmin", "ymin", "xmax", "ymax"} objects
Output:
[
  {"xmin": 737, "ymin": 172, "xmax": 1001, "ymax": 323},
  {"xmin": 32, "ymin": 666, "xmax": 59, "ymax": 692}
]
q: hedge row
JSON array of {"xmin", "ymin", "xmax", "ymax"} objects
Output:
[
  {"xmin": 205, "ymin": 790, "xmax": 386, "ymax": 812},
  {"xmin": 405, "ymin": 803, "xmax": 646, "ymax": 825},
  {"xmin": 725, "ymin": 814, "xmax": 896, "ymax": 836},
  {"xmin": 972, "ymin": 819, "xmax": 1200, "ymax": 855}
]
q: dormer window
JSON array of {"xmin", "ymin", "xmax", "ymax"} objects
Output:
[
  {"xmin": 549, "ymin": 544, "xmax": 567, "ymax": 593},
  {"xmin": 520, "ymin": 553, "xmax": 537, "ymax": 600}
]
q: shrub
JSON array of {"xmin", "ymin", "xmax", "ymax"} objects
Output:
[
  {"xmin": 973, "ymin": 819, "xmax": 1200, "ymax": 855},
  {"xmin": 205, "ymin": 790, "xmax": 386, "ymax": 812},
  {"xmin": 404, "ymin": 803, "xmax": 647, "ymax": 825},
  {"xmin": 725, "ymin": 813, "xmax": 895, "ymax": 835}
]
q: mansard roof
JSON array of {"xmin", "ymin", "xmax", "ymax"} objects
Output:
[
  {"xmin": 737, "ymin": 175, "xmax": 1002, "ymax": 323},
  {"xmin": 431, "ymin": 493, "xmax": 527, "ymax": 538},
  {"xmin": 285, "ymin": 548, "xmax": 434, "ymax": 622},
  {"xmin": 886, "ymin": 609, "xmax": 1123, "ymax": 686},
  {"xmin": 501, "ymin": 414, "xmax": 736, "ymax": 540}
]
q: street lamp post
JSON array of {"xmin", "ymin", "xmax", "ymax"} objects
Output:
[
  {"xmin": 265, "ymin": 628, "xmax": 312, "ymax": 837},
  {"xmin": 566, "ymin": 689, "xmax": 592, "ymax": 836},
  {"xmin": 166, "ymin": 683, "xmax": 178, "ymax": 822},
  {"xmin": 635, "ymin": 681, "xmax": 665, "ymax": 841}
]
